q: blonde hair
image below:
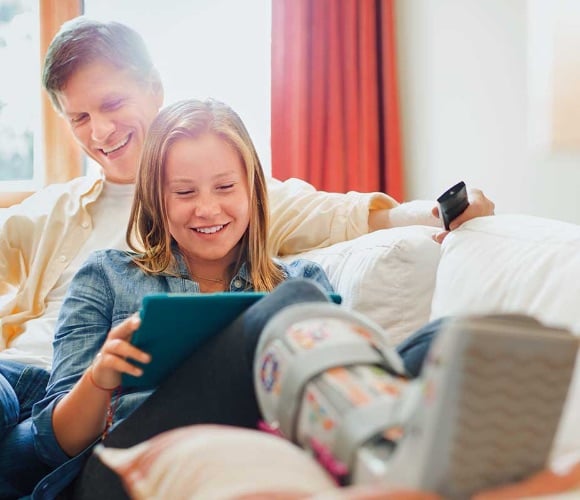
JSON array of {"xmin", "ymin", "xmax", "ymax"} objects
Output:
[{"xmin": 127, "ymin": 98, "xmax": 284, "ymax": 291}]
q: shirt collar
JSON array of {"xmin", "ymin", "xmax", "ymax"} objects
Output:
[{"xmin": 171, "ymin": 243, "xmax": 253, "ymax": 289}]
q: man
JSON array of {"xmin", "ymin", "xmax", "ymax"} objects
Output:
[{"xmin": 0, "ymin": 14, "xmax": 494, "ymax": 454}]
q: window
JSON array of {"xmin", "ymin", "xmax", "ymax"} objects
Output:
[
  {"xmin": 84, "ymin": 0, "xmax": 272, "ymax": 174},
  {"xmin": 0, "ymin": 0, "xmax": 41, "ymax": 191},
  {"xmin": 0, "ymin": 0, "xmax": 82, "ymax": 207},
  {"xmin": 0, "ymin": 0, "xmax": 270, "ymax": 206}
]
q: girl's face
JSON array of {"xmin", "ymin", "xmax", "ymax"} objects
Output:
[{"xmin": 164, "ymin": 133, "xmax": 250, "ymax": 276}]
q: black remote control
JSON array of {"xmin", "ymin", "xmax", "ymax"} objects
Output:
[{"xmin": 437, "ymin": 181, "xmax": 469, "ymax": 230}]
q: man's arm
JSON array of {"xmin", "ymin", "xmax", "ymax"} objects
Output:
[
  {"xmin": 369, "ymin": 188, "xmax": 495, "ymax": 243},
  {"xmin": 368, "ymin": 199, "xmax": 441, "ymax": 230},
  {"xmin": 268, "ymin": 177, "xmax": 495, "ymax": 255},
  {"xmin": 268, "ymin": 177, "xmax": 398, "ymax": 255}
]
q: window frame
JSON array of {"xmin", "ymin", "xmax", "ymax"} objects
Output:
[{"xmin": 0, "ymin": 0, "xmax": 82, "ymax": 208}]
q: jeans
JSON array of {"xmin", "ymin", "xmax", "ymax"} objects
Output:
[
  {"xmin": 396, "ymin": 317, "xmax": 446, "ymax": 378},
  {"xmin": 0, "ymin": 419, "xmax": 53, "ymax": 499},
  {"xmin": 0, "ymin": 361, "xmax": 51, "ymax": 498},
  {"xmin": 0, "ymin": 360, "xmax": 50, "ymax": 436}
]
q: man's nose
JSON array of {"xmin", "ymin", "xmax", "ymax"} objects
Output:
[{"xmin": 90, "ymin": 115, "xmax": 115, "ymax": 143}]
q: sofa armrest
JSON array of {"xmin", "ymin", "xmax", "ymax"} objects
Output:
[{"xmin": 282, "ymin": 226, "xmax": 440, "ymax": 346}]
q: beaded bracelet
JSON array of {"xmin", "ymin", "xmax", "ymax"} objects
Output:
[{"xmin": 102, "ymin": 387, "xmax": 122, "ymax": 441}]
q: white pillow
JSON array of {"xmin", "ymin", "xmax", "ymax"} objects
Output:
[
  {"xmin": 430, "ymin": 214, "xmax": 580, "ymax": 463},
  {"xmin": 430, "ymin": 214, "xmax": 580, "ymax": 333},
  {"xmin": 284, "ymin": 226, "xmax": 441, "ymax": 346},
  {"xmin": 95, "ymin": 425, "xmax": 336, "ymax": 499}
]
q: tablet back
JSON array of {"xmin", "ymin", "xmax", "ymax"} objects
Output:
[
  {"xmin": 122, "ymin": 292, "xmax": 266, "ymax": 389},
  {"xmin": 122, "ymin": 291, "xmax": 342, "ymax": 389}
]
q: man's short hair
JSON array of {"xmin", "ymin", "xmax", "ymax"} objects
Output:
[{"xmin": 42, "ymin": 16, "xmax": 157, "ymax": 113}]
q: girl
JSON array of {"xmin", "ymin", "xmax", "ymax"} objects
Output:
[{"xmin": 15, "ymin": 99, "xmax": 334, "ymax": 499}]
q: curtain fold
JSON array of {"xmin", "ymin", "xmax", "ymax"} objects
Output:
[{"xmin": 271, "ymin": 0, "xmax": 404, "ymax": 200}]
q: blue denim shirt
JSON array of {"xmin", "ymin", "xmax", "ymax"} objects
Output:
[{"xmin": 28, "ymin": 248, "xmax": 333, "ymax": 499}]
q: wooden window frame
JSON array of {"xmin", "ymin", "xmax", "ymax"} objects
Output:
[{"xmin": 0, "ymin": 0, "xmax": 83, "ymax": 207}]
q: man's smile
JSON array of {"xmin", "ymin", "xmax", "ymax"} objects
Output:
[{"xmin": 100, "ymin": 133, "xmax": 131, "ymax": 155}]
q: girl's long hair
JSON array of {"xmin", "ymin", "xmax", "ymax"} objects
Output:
[{"xmin": 126, "ymin": 98, "xmax": 284, "ymax": 291}]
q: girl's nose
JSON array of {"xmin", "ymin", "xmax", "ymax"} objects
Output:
[{"xmin": 194, "ymin": 194, "xmax": 221, "ymax": 218}]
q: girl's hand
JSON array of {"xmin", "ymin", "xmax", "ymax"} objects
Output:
[{"xmin": 90, "ymin": 315, "xmax": 151, "ymax": 390}]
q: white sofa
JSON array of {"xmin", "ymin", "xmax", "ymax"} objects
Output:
[{"xmin": 285, "ymin": 213, "xmax": 580, "ymax": 469}]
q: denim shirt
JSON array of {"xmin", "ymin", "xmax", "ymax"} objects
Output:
[{"xmin": 28, "ymin": 248, "xmax": 333, "ymax": 499}]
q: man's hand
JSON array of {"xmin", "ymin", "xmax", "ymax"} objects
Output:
[
  {"xmin": 431, "ymin": 188, "xmax": 495, "ymax": 244},
  {"xmin": 368, "ymin": 188, "xmax": 495, "ymax": 243}
]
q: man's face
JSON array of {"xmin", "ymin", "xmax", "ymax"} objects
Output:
[{"xmin": 56, "ymin": 60, "xmax": 163, "ymax": 184}]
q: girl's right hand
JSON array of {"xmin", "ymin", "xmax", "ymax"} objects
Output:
[{"xmin": 90, "ymin": 314, "xmax": 152, "ymax": 390}]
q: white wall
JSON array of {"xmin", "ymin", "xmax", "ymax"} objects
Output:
[
  {"xmin": 396, "ymin": 0, "xmax": 580, "ymax": 224},
  {"xmin": 85, "ymin": 0, "xmax": 272, "ymax": 174}
]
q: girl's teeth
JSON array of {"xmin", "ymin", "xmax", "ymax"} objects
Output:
[{"xmin": 195, "ymin": 225, "xmax": 224, "ymax": 234}]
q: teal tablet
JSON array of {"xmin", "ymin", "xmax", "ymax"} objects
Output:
[{"xmin": 121, "ymin": 291, "xmax": 341, "ymax": 389}]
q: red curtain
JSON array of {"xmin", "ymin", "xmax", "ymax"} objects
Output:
[{"xmin": 271, "ymin": 0, "xmax": 404, "ymax": 200}]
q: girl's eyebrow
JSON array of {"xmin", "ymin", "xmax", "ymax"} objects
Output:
[
  {"xmin": 168, "ymin": 171, "xmax": 239, "ymax": 182},
  {"xmin": 212, "ymin": 170, "xmax": 238, "ymax": 179}
]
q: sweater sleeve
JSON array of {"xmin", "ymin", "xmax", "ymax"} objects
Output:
[{"xmin": 267, "ymin": 177, "xmax": 398, "ymax": 256}]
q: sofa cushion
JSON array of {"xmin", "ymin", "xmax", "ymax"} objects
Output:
[
  {"xmin": 430, "ymin": 214, "xmax": 580, "ymax": 463},
  {"xmin": 284, "ymin": 226, "xmax": 441, "ymax": 346},
  {"xmin": 431, "ymin": 214, "xmax": 580, "ymax": 334}
]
